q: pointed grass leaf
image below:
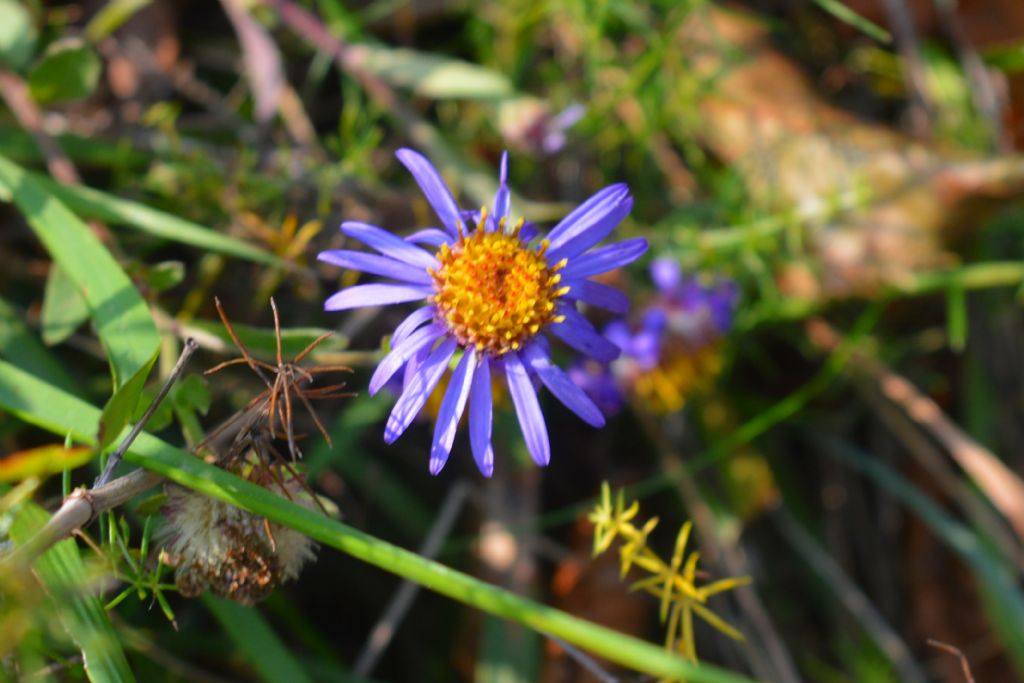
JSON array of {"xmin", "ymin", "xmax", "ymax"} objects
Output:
[
  {"xmin": 9, "ymin": 502, "xmax": 136, "ymax": 682},
  {"xmin": 27, "ymin": 169, "xmax": 284, "ymax": 267},
  {"xmin": 85, "ymin": 0, "xmax": 152, "ymax": 43},
  {"xmin": 0, "ymin": 360, "xmax": 755, "ymax": 683},
  {"xmin": 42, "ymin": 265, "xmax": 90, "ymax": 346},
  {"xmin": 0, "ymin": 444, "xmax": 91, "ymax": 482},
  {"xmin": 27, "ymin": 38, "xmax": 101, "ymax": 105},
  {"xmin": 97, "ymin": 348, "xmax": 158, "ymax": 453},
  {"xmin": 355, "ymin": 44, "xmax": 514, "ymax": 100},
  {"xmin": 139, "ymin": 261, "xmax": 185, "ymax": 293},
  {"xmin": 0, "ymin": 155, "xmax": 159, "ymax": 389}
]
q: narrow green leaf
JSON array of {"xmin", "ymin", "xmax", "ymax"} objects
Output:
[
  {"xmin": 0, "ymin": 296, "xmax": 78, "ymax": 394},
  {"xmin": 983, "ymin": 41, "xmax": 1024, "ymax": 75},
  {"xmin": 354, "ymin": 44, "xmax": 514, "ymax": 100},
  {"xmin": 28, "ymin": 172, "xmax": 286, "ymax": 267},
  {"xmin": 139, "ymin": 261, "xmax": 185, "ymax": 293},
  {"xmin": 85, "ymin": 0, "xmax": 152, "ymax": 42},
  {"xmin": 9, "ymin": 502, "xmax": 136, "ymax": 682},
  {"xmin": 811, "ymin": 0, "xmax": 891, "ymax": 43},
  {"xmin": 204, "ymin": 596, "xmax": 314, "ymax": 683},
  {"xmin": 27, "ymin": 38, "xmax": 101, "ymax": 105},
  {"xmin": 42, "ymin": 265, "xmax": 90, "ymax": 346},
  {"xmin": 0, "ymin": 155, "xmax": 159, "ymax": 389},
  {"xmin": 0, "ymin": 128, "xmax": 150, "ymax": 168},
  {"xmin": 0, "ymin": 0, "xmax": 37, "ymax": 70},
  {"xmin": 97, "ymin": 349, "xmax": 159, "ymax": 453},
  {"xmin": 0, "ymin": 360, "xmax": 755, "ymax": 683},
  {"xmin": 946, "ymin": 282, "xmax": 967, "ymax": 352}
]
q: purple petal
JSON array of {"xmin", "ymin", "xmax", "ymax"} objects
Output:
[
  {"xmin": 401, "ymin": 346, "xmax": 430, "ymax": 392},
  {"xmin": 545, "ymin": 184, "xmax": 632, "ymax": 261},
  {"xmin": 603, "ymin": 319, "xmax": 632, "ymax": 351},
  {"xmin": 504, "ymin": 352, "xmax": 550, "ymax": 466},
  {"xmin": 369, "ymin": 324, "xmax": 442, "ymax": 395},
  {"xmin": 342, "ymin": 221, "xmax": 438, "ymax": 270},
  {"xmin": 469, "ymin": 357, "xmax": 494, "ymax": 477},
  {"xmin": 429, "ymin": 349, "xmax": 478, "ymax": 475},
  {"xmin": 317, "ymin": 250, "xmax": 433, "ymax": 284},
  {"xmin": 549, "ymin": 307, "xmax": 620, "ymax": 363},
  {"xmin": 521, "ymin": 343, "xmax": 604, "ymax": 427},
  {"xmin": 392, "ymin": 306, "xmax": 437, "ymax": 349},
  {"xmin": 385, "ymin": 337, "xmax": 458, "ymax": 444},
  {"xmin": 396, "ymin": 148, "xmax": 463, "ymax": 238},
  {"xmin": 564, "ymin": 280, "xmax": 629, "ymax": 314},
  {"xmin": 569, "ymin": 362, "xmax": 623, "ymax": 417},
  {"xmin": 324, "ymin": 283, "xmax": 431, "ymax": 311},
  {"xmin": 493, "ymin": 151, "xmax": 510, "ymax": 227},
  {"xmin": 519, "ymin": 221, "xmax": 539, "ymax": 243},
  {"xmin": 560, "ymin": 238, "xmax": 649, "ymax": 280},
  {"xmin": 405, "ymin": 228, "xmax": 453, "ymax": 247}
]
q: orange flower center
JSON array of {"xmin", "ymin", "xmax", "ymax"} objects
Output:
[{"xmin": 431, "ymin": 216, "xmax": 568, "ymax": 356}]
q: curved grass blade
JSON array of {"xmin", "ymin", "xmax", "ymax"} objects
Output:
[
  {"xmin": 28, "ymin": 168, "xmax": 285, "ymax": 268},
  {"xmin": 9, "ymin": 502, "xmax": 136, "ymax": 683},
  {"xmin": 204, "ymin": 596, "xmax": 313, "ymax": 683},
  {"xmin": 0, "ymin": 296, "xmax": 79, "ymax": 395},
  {"xmin": 0, "ymin": 359, "xmax": 756, "ymax": 683},
  {"xmin": 0, "ymin": 154, "xmax": 159, "ymax": 389}
]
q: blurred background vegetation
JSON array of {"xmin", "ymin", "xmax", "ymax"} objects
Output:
[{"xmin": 3, "ymin": 0, "xmax": 1024, "ymax": 681}]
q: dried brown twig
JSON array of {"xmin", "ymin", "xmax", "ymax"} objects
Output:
[
  {"xmin": 198, "ymin": 297, "xmax": 352, "ymax": 465},
  {"xmin": 927, "ymin": 639, "xmax": 976, "ymax": 683}
]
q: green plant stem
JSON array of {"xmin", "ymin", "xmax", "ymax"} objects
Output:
[
  {"xmin": 738, "ymin": 261, "xmax": 1024, "ymax": 329},
  {"xmin": 0, "ymin": 360, "xmax": 755, "ymax": 683}
]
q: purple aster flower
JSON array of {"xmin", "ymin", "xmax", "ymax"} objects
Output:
[
  {"xmin": 318, "ymin": 149, "xmax": 645, "ymax": 476},
  {"xmin": 573, "ymin": 259, "xmax": 739, "ymax": 415}
]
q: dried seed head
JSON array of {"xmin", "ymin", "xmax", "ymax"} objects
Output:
[{"xmin": 160, "ymin": 477, "xmax": 317, "ymax": 605}]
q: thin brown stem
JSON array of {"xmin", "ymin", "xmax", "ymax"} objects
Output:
[{"xmin": 96, "ymin": 339, "xmax": 198, "ymax": 486}]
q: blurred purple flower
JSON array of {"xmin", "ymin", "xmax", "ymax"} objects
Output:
[
  {"xmin": 499, "ymin": 100, "xmax": 586, "ymax": 154},
  {"xmin": 575, "ymin": 258, "xmax": 738, "ymax": 415},
  {"xmin": 319, "ymin": 149, "xmax": 645, "ymax": 476}
]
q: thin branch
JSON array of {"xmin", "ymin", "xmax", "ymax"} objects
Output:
[
  {"xmin": 807, "ymin": 318, "xmax": 1024, "ymax": 548},
  {"xmin": 353, "ymin": 481, "xmax": 470, "ymax": 677},
  {"xmin": 2, "ymin": 468, "xmax": 164, "ymax": 569},
  {"xmin": 0, "ymin": 67, "xmax": 80, "ymax": 185},
  {"xmin": 880, "ymin": 0, "xmax": 934, "ymax": 137},
  {"xmin": 95, "ymin": 338, "xmax": 199, "ymax": 486},
  {"xmin": 927, "ymin": 639, "xmax": 976, "ymax": 683}
]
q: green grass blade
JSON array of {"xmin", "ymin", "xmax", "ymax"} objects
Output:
[
  {"xmin": 9, "ymin": 502, "xmax": 136, "ymax": 682},
  {"xmin": 810, "ymin": 0, "xmax": 891, "ymax": 43},
  {"xmin": 0, "ymin": 128, "xmax": 149, "ymax": 168},
  {"xmin": 0, "ymin": 297, "xmax": 79, "ymax": 395},
  {"xmin": 203, "ymin": 596, "xmax": 314, "ymax": 683},
  {"xmin": 0, "ymin": 154, "xmax": 159, "ymax": 389},
  {"xmin": 305, "ymin": 392, "xmax": 432, "ymax": 538},
  {"xmin": 0, "ymin": 360, "xmax": 756, "ymax": 683},
  {"xmin": 27, "ymin": 170, "xmax": 284, "ymax": 268}
]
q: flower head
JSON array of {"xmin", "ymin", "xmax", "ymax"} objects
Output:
[
  {"xmin": 160, "ymin": 472, "xmax": 317, "ymax": 605},
  {"xmin": 577, "ymin": 259, "xmax": 738, "ymax": 415},
  {"xmin": 319, "ymin": 149, "xmax": 645, "ymax": 476}
]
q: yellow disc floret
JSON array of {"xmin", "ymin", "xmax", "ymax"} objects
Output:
[{"xmin": 431, "ymin": 215, "xmax": 569, "ymax": 356}]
